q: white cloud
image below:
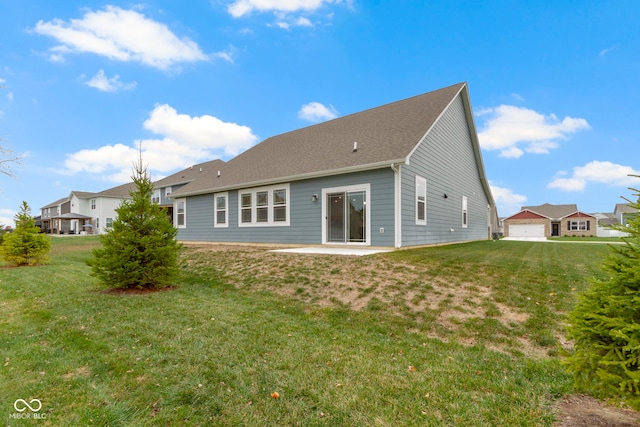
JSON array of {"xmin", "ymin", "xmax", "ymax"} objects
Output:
[
  {"xmin": 33, "ymin": 6, "xmax": 209, "ymax": 70},
  {"xmin": 85, "ymin": 70, "xmax": 137, "ymax": 92},
  {"xmin": 227, "ymin": 0, "xmax": 347, "ymax": 28},
  {"xmin": 298, "ymin": 101, "xmax": 338, "ymax": 122},
  {"xmin": 58, "ymin": 104, "xmax": 258, "ymax": 182},
  {"xmin": 548, "ymin": 161, "xmax": 640, "ymax": 191},
  {"xmin": 477, "ymin": 105, "xmax": 590, "ymax": 158},
  {"xmin": 228, "ymin": 0, "xmax": 338, "ymax": 17},
  {"xmin": 599, "ymin": 46, "xmax": 615, "ymax": 57},
  {"xmin": 490, "ymin": 183, "xmax": 527, "ymax": 217},
  {"xmin": 0, "ymin": 208, "xmax": 17, "ymax": 229}
]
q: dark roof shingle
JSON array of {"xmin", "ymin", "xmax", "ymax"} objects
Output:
[{"xmin": 173, "ymin": 83, "xmax": 466, "ymax": 197}]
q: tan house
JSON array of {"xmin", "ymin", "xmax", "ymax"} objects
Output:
[{"xmin": 503, "ymin": 203, "xmax": 597, "ymax": 238}]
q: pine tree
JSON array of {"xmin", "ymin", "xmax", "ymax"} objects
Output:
[
  {"xmin": 0, "ymin": 201, "xmax": 50, "ymax": 266},
  {"xmin": 563, "ymin": 175, "xmax": 640, "ymax": 408},
  {"xmin": 87, "ymin": 161, "xmax": 182, "ymax": 289}
]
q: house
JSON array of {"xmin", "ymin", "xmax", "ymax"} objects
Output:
[
  {"xmin": 152, "ymin": 159, "xmax": 226, "ymax": 224},
  {"xmin": 169, "ymin": 82, "xmax": 497, "ymax": 248},
  {"xmin": 40, "ymin": 182, "xmax": 136, "ymax": 235},
  {"xmin": 503, "ymin": 203, "xmax": 597, "ymax": 238},
  {"xmin": 614, "ymin": 203, "xmax": 639, "ymax": 226}
]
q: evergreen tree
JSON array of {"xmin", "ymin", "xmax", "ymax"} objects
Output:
[
  {"xmin": 563, "ymin": 175, "xmax": 640, "ymax": 408},
  {"xmin": 87, "ymin": 161, "xmax": 182, "ymax": 289},
  {"xmin": 0, "ymin": 201, "xmax": 50, "ymax": 266}
]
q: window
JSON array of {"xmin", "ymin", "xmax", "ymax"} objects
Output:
[
  {"xmin": 214, "ymin": 193, "xmax": 228, "ymax": 227},
  {"xmin": 256, "ymin": 191, "xmax": 269, "ymax": 222},
  {"xmin": 241, "ymin": 193, "xmax": 252, "ymax": 223},
  {"xmin": 91, "ymin": 199, "xmax": 96, "ymax": 210},
  {"xmin": 165, "ymin": 186, "xmax": 172, "ymax": 197},
  {"xmin": 175, "ymin": 199, "xmax": 186, "ymax": 228},
  {"xmin": 462, "ymin": 196, "xmax": 468, "ymax": 228},
  {"xmin": 106, "ymin": 217, "xmax": 113, "ymax": 229},
  {"xmin": 238, "ymin": 184, "xmax": 290, "ymax": 227},
  {"xmin": 152, "ymin": 189, "xmax": 161, "ymax": 204},
  {"xmin": 415, "ymin": 176, "xmax": 427, "ymax": 225},
  {"xmin": 569, "ymin": 220, "xmax": 590, "ymax": 231},
  {"xmin": 273, "ymin": 189, "xmax": 287, "ymax": 222}
]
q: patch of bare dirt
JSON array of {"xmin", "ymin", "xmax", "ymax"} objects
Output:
[
  {"xmin": 554, "ymin": 395, "xmax": 640, "ymax": 427},
  {"xmin": 182, "ymin": 244, "xmax": 542, "ymax": 354}
]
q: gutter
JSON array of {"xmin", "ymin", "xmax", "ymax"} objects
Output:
[{"xmin": 391, "ymin": 163, "xmax": 402, "ymax": 248}]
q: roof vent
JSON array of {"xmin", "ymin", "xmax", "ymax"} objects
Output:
[
  {"xmin": 353, "ymin": 141, "xmax": 358, "ymax": 152},
  {"xmin": 217, "ymin": 170, "xmax": 221, "ymax": 178},
  {"xmin": 199, "ymin": 167, "xmax": 202, "ymax": 172}
]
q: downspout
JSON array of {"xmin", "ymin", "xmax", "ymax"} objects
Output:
[{"xmin": 391, "ymin": 163, "xmax": 402, "ymax": 248}]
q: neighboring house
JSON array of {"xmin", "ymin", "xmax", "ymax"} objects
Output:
[
  {"xmin": 40, "ymin": 182, "xmax": 136, "ymax": 235},
  {"xmin": 169, "ymin": 82, "xmax": 497, "ymax": 248},
  {"xmin": 152, "ymin": 159, "xmax": 226, "ymax": 224},
  {"xmin": 40, "ymin": 197, "xmax": 68, "ymax": 233},
  {"xmin": 614, "ymin": 203, "xmax": 639, "ymax": 226},
  {"xmin": 503, "ymin": 203, "xmax": 597, "ymax": 238}
]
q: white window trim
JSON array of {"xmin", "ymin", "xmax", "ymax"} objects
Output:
[
  {"xmin": 165, "ymin": 186, "xmax": 172, "ymax": 197},
  {"xmin": 462, "ymin": 196, "xmax": 468, "ymax": 228},
  {"xmin": 569, "ymin": 220, "xmax": 588, "ymax": 231},
  {"xmin": 214, "ymin": 192, "xmax": 229, "ymax": 228},
  {"xmin": 175, "ymin": 198, "xmax": 186, "ymax": 229},
  {"xmin": 237, "ymin": 184, "xmax": 290, "ymax": 227},
  {"xmin": 152, "ymin": 189, "xmax": 161, "ymax": 204},
  {"xmin": 415, "ymin": 175, "xmax": 427, "ymax": 225}
]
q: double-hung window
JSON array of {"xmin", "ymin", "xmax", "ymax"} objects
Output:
[
  {"xmin": 214, "ymin": 193, "xmax": 228, "ymax": 227},
  {"xmin": 238, "ymin": 184, "xmax": 290, "ymax": 227},
  {"xmin": 175, "ymin": 199, "xmax": 186, "ymax": 228},
  {"xmin": 241, "ymin": 193, "xmax": 252, "ymax": 223},
  {"xmin": 256, "ymin": 191, "xmax": 269, "ymax": 222},
  {"xmin": 415, "ymin": 176, "xmax": 427, "ymax": 225}
]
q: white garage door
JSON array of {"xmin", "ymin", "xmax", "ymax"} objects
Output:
[{"xmin": 509, "ymin": 224, "xmax": 545, "ymax": 237}]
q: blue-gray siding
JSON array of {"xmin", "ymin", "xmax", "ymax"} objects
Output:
[
  {"xmin": 177, "ymin": 169, "xmax": 395, "ymax": 246},
  {"xmin": 401, "ymin": 94, "xmax": 491, "ymax": 246}
]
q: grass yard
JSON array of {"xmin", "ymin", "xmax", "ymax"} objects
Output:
[{"xmin": 0, "ymin": 237, "xmax": 619, "ymax": 425}]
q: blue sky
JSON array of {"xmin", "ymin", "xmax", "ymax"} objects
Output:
[{"xmin": 1, "ymin": 0, "xmax": 639, "ymax": 227}]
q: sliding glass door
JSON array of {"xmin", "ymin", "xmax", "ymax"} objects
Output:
[{"xmin": 326, "ymin": 190, "xmax": 366, "ymax": 243}]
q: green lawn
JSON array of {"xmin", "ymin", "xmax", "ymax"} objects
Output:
[
  {"xmin": 548, "ymin": 236, "xmax": 625, "ymax": 242},
  {"xmin": 0, "ymin": 237, "xmax": 612, "ymax": 426}
]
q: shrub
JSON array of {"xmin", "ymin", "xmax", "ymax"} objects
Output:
[
  {"xmin": 86, "ymin": 161, "xmax": 182, "ymax": 289},
  {"xmin": 0, "ymin": 201, "xmax": 50, "ymax": 266},
  {"xmin": 563, "ymin": 176, "xmax": 640, "ymax": 408}
]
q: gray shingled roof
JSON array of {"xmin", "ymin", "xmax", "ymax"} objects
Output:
[
  {"xmin": 615, "ymin": 203, "xmax": 639, "ymax": 213},
  {"xmin": 41, "ymin": 197, "xmax": 69, "ymax": 209},
  {"xmin": 172, "ymin": 82, "xmax": 467, "ymax": 197},
  {"xmin": 71, "ymin": 191, "xmax": 98, "ymax": 199},
  {"xmin": 522, "ymin": 203, "xmax": 580, "ymax": 220},
  {"xmin": 153, "ymin": 159, "xmax": 225, "ymax": 188}
]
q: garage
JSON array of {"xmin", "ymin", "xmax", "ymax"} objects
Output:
[{"xmin": 508, "ymin": 224, "xmax": 545, "ymax": 238}]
